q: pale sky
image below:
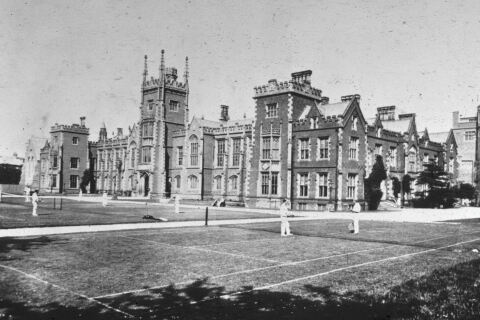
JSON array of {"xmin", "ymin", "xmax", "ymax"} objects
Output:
[{"xmin": 1, "ymin": 0, "xmax": 480, "ymax": 157}]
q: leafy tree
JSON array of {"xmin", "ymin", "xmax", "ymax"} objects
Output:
[
  {"xmin": 0, "ymin": 164, "xmax": 22, "ymax": 184},
  {"xmin": 80, "ymin": 169, "xmax": 94, "ymax": 193},
  {"xmin": 414, "ymin": 162, "xmax": 454, "ymax": 208},
  {"xmin": 455, "ymin": 183, "xmax": 476, "ymax": 200},
  {"xmin": 364, "ymin": 155, "xmax": 387, "ymax": 210},
  {"xmin": 391, "ymin": 176, "xmax": 401, "ymax": 199}
]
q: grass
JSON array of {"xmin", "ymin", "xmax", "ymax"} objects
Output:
[
  {"xmin": 0, "ymin": 197, "xmax": 274, "ymax": 229},
  {"xmin": 0, "ymin": 219, "xmax": 480, "ymax": 319}
]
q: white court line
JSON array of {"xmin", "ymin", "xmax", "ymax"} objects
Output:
[
  {"xmin": 120, "ymin": 235, "xmax": 280, "ymax": 264},
  {"xmin": 93, "ymin": 230, "xmax": 474, "ymax": 300},
  {"xmin": 224, "ymin": 237, "xmax": 480, "ymax": 297},
  {"xmin": 0, "ymin": 263, "xmax": 134, "ymax": 318}
]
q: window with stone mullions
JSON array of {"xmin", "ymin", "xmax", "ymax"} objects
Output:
[
  {"xmin": 169, "ymin": 100, "xmax": 179, "ymax": 112},
  {"xmin": 143, "ymin": 122, "xmax": 154, "ymax": 137},
  {"xmin": 262, "ymin": 137, "xmax": 271, "ymax": 159},
  {"xmin": 217, "ymin": 140, "xmax": 226, "ymax": 166},
  {"xmin": 349, "ymin": 137, "xmax": 358, "ymax": 160},
  {"xmin": 261, "ymin": 172, "xmax": 269, "ymax": 195},
  {"xmin": 232, "ymin": 138, "xmax": 241, "ymax": 166},
  {"xmin": 318, "ymin": 137, "xmax": 329, "ymax": 159},
  {"xmin": 190, "ymin": 142, "xmax": 199, "ymax": 166},
  {"xmin": 70, "ymin": 157, "xmax": 79, "ymax": 169},
  {"xmin": 347, "ymin": 174, "xmax": 357, "ymax": 199},
  {"xmin": 266, "ymin": 103, "xmax": 278, "ymax": 118},
  {"xmin": 299, "ymin": 173, "xmax": 309, "ymax": 197},
  {"xmin": 317, "ymin": 173, "xmax": 328, "ymax": 198},
  {"xmin": 178, "ymin": 147, "xmax": 183, "ymax": 166},
  {"xmin": 299, "ymin": 138, "xmax": 310, "ymax": 160}
]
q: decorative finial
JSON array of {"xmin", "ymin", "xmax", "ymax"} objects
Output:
[
  {"xmin": 160, "ymin": 50, "xmax": 165, "ymax": 75},
  {"xmin": 143, "ymin": 55, "xmax": 148, "ymax": 85},
  {"xmin": 184, "ymin": 56, "xmax": 189, "ymax": 84}
]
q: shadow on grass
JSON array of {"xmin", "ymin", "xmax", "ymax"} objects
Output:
[
  {"xmin": 1, "ymin": 259, "xmax": 479, "ymax": 320},
  {"xmin": 0, "ymin": 236, "xmax": 57, "ymax": 261}
]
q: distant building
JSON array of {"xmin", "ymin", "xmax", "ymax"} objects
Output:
[
  {"xmin": 0, "ymin": 153, "xmax": 24, "ymax": 185},
  {"xmin": 451, "ymin": 109, "xmax": 479, "ymax": 184},
  {"xmin": 21, "ymin": 137, "xmax": 47, "ymax": 189}
]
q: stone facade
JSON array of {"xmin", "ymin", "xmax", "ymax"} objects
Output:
[
  {"xmin": 33, "ymin": 53, "xmax": 462, "ymax": 209},
  {"xmin": 38, "ymin": 117, "xmax": 89, "ymax": 193}
]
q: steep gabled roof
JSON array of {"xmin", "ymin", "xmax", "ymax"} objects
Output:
[
  {"xmin": 317, "ymin": 101, "xmax": 350, "ymax": 117},
  {"xmin": 429, "ymin": 131, "xmax": 449, "ymax": 144},
  {"xmin": 381, "ymin": 118, "xmax": 411, "ymax": 134}
]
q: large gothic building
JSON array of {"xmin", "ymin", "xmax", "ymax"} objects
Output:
[{"xmin": 33, "ymin": 51, "xmax": 466, "ymax": 210}]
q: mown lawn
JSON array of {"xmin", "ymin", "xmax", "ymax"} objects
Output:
[
  {"xmin": 0, "ymin": 219, "xmax": 479, "ymax": 319},
  {"xmin": 0, "ymin": 198, "xmax": 274, "ymax": 229}
]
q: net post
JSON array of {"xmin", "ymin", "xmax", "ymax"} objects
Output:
[
  {"xmin": 205, "ymin": 206, "xmax": 209, "ymax": 226},
  {"xmin": 53, "ymin": 197, "xmax": 56, "ymax": 210},
  {"xmin": 60, "ymin": 197, "xmax": 63, "ymax": 210},
  {"xmin": 0, "ymin": 190, "xmax": 2, "ymax": 203}
]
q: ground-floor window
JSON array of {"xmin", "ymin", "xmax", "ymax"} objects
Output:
[
  {"xmin": 188, "ymin": 175, "xmax": 198, "ymax": 189},
  {"xmin": 298, "ymin": 203, "xmax": 307, "ymax": 210},
  {"xmin": 347, "ymin": 174, "xmax": 357, "ymax": 199},
  {"xmin": 175, "ymin": 175, "xmax": 181, "ymax": 189},
  {"xmin": 70, "ymin": 175, "xmax": 79, "ymax": 188},
  {"xmin": 317, "ymin": 203, "xmax": 327, "ymax": 211},
  {"xmin": 230, "ymin": 175, "xmax": 238, "ymax": 191},
  {"xmin": 261, "ymin": 172, "xmax": 278, "ymax": 196}
]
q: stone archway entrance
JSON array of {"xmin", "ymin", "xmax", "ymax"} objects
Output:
[{"xmin": 139, "ymin": 172, "xmax": 150, "ymax": 197}]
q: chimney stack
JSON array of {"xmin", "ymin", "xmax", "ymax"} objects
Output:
[
  {"xmin": 220, "ymin": 105, "xmax": 230, "ymax": 122},
  {"xmin": 341, "ymin": 94, "xmax": 361, "ymax": 102},
  {"xmin": 291, "ymin": 70, "xmax": 312, "ymax": 84},
  {"xmin": 452, "ymin": 111, "xmax": 459, "ymax": 128},
  {"xmin": 320, "ymin": 96, "xmax": 330, "ymax": 105},
  {"xmin": 80, "ymin": 116, "xmax": 86, "ymax": 127}
]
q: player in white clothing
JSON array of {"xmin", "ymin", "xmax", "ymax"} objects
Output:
[{"xmin": 279, "ymin": 198, "xmax": 292, "ymax": 236}]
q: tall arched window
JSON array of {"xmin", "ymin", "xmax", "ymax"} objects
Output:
[
  {"xmin": 190, "ymin": 135, "xmax": 199, "ymax": 166},
  {"xmin": 229, "ymin": 175, "xmax": 238, "ymax": 191},
  {"xmin": 175, "ymin": 175, "xmax": 181, "ymax": 189},
  {"xmin": 214, "ymin": 175, "xmax": 222, "ymax": 190}
]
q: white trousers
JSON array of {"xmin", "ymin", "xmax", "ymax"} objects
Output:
[
  {"xmin": 32, "ymin": 202, "xmax": 38, "ymax": 216},
  {"xmin": 352, "ymin": 217, "xmax": 359, "ymax": 234},
  {"xmin": 281, "ymin": 219, "xmax": 291, "ymax": 236}
]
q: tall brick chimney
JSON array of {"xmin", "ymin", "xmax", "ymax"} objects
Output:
[{"xmin": 80, "ymin": 116, "xmax": 86, "ymax": 127}]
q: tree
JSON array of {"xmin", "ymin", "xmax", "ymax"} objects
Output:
[
  {"xmin": 364, "ymin": 155, "xmax": 387, "ymax": 210},
  {"xmin": 80, "ymin": 169, "xmax": 94, "ymax": 193},
  {"xmin": 0, "ymin": 164, "xmax": 22, "ymax": 184},
  {"xmin": 414, "ymin": 162, "xmax": 454, "ymax": 208},
  {"xmin": 391, "ymin": 176, "xmax": 401, "ymax": 199},
  {"xmin": 455, "ymin": 183, "xmax": 476, "ymax": 200}
]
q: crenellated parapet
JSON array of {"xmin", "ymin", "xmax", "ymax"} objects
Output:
[
  {"xmin": 50, "ymin": 123, "xmax": 89, "ymax": 134},
  {"xmin": 143, "ymin": 76, "xmax": 188, "ymax": 91},
  {"xmin": 254, "ymin": 79, "xmax": 322, "ymax": 99}
]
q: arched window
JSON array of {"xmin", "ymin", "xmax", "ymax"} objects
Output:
[
  {"xmin": 189, "ymin": 135, "xmax": 199, "ymax": 166},
  {"xmin": 229, "ymin": 175, "xmax": 238, "ymax": 191},
  {"xmin": 175, "ymin": 175, "xmax": 181, "ymax": 189},
  {"xmin": 188, "ymin": 175, "xmax": 198, "ymax": 189},
  {"xmin": 214, "ymin": 175, "xmax": 222, "ymax": 190}
]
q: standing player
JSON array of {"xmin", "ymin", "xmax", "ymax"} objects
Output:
[
  {"xmin": 31, "ymin": 190, "xmax": 39, "ymax": 217},
  {"xmin": 102, "ymin": 191, "xmax": 108, "ymax": 207},
  {"xmin": 280, "ymin": 198, "xmax": 292, "ymax": 236},
  {"xmin": 174, "ymin": 195, "xmax": 181, "ymax": 214},
  {"xmin": 25, "ymin": 185, "xmax": 31, "ymax": 202},
  {"xmin": 350, "ymin": 201, "xmax": 361, "ymax": 234}
]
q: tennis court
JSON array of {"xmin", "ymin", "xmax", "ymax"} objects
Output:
[
  {"xmin": 0, "ymin": 193, "xmax": 275, "ymax": 229},
  {"xmin": 1, "ymin": 217, "xmax": 480, "ymax": 319}
]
